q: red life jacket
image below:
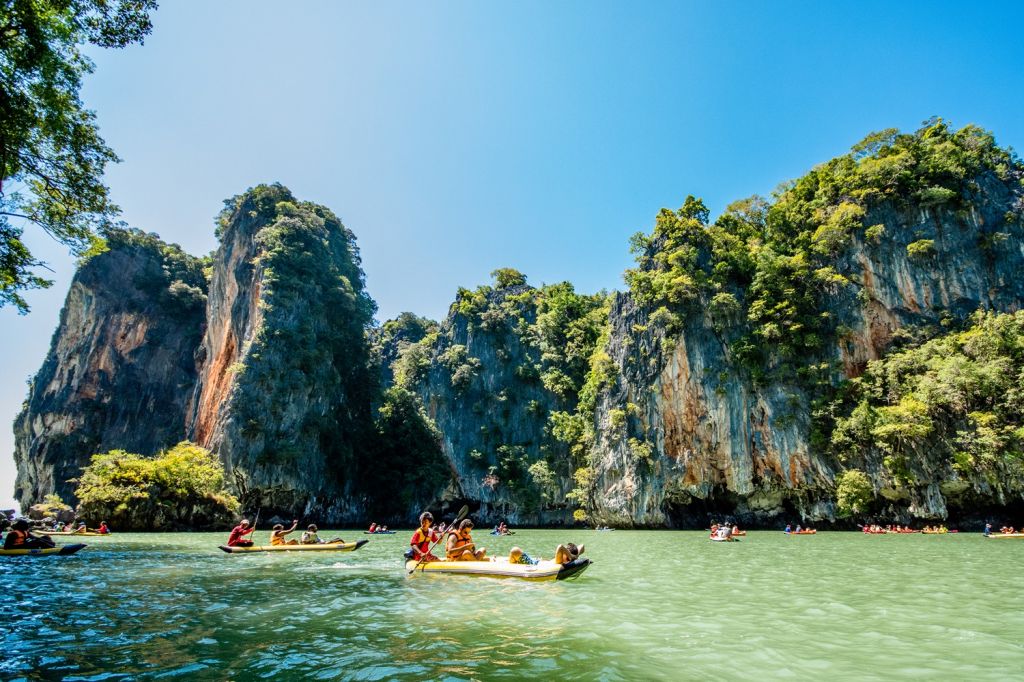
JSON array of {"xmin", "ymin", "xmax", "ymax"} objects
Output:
[{"xmin": 411, "ymin": 528, "xmax": 437, "ymax": 555}]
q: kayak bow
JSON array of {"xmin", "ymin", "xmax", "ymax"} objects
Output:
[{"xmin": 0, "ymin": 543, "xmax": 87, "ymax": 557}]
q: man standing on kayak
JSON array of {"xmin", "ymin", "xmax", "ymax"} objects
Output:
[{"xmin": 227, "ymin": 519, "xmax": 255, "ymax": 547}]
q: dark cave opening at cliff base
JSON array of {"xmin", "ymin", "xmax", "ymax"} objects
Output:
[
  {"xmin": 662, "ymin": 488, "xmax": 746, "ymax": 529},
  {"xmin": 944, "ymin": 497, "xmax": 1024, "ymax": 530}
]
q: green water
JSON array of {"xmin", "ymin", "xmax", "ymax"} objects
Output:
[{"xmin": 2, "ymin": 530, "xmax": 1022, "ymax": 680}]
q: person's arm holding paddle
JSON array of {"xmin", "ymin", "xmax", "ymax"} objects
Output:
[{"xmin": 408, "ymin": 505, "xmax": 469, "ymax": 574}]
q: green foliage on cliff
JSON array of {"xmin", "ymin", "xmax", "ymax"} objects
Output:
[
  {"xmin": 75, "ymin": 442, "xmax": 240, "ymax": 530},
  {"xmin": 394, "ymin": 275, "xmax": 608, "ymax": 512},
  {"xmin": 0, "ymin": 0, "xmax": 157, "ymax": 313},
  {"xmin": 835, "ymin": 469, "xmax": 872, "ymax": 516},
  {"xmin": 365, "ymin": 387, "xmax": 449, "ymax": 519},
  {"xmin": 100, "ymin": 226, "xmax": 209, "ymax": 316},
  {"xmin": 831, "ymin": 311, "xmax": 1024, "ymax": 492},
  {"xmin": 223, "ymin": 185, "xmax": 378, "ymax": 473},
  {"xmin": 625, "ymin": 120, "xmax": 1023, "ymax": 380}
]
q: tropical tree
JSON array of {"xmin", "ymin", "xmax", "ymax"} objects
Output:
[{"xmin": 0, "ymin": 0, "xmax": 158, "ymax": 312}]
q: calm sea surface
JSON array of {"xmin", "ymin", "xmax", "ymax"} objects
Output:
[{"xmin": 1, "ymin": 529, "xmax": 1022, "ymax": 680}]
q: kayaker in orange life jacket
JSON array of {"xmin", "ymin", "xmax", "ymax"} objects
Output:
[
  {"xmin": 447, "ymin": 519, "xmax": 486, "ymax": 561},
  {"xmin": 410, "ymin": 511, "xmax": 441, "ymax": 562},
  {"xmin": 4, "ymin": 519, "xmax": 55, "ymax": 550}
]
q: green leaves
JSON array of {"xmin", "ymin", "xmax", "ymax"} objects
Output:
[
  {"xmin": 75, "ymin": 441, "xmax": 240, "ymax": 529},
  {"xmin": 0, "ymin": 0, "xmax": 157, "ymax": 311},
  {"xmin": 830, "ymin": 311, "xmax": 1024, "ymax": 491}
]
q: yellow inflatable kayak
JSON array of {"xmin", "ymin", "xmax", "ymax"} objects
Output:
[
  {"xmin": 0, "ymin": 543, "xmax": 87, "ymax": 557},
  {"xmin": 218, "ymin": 539, "xmax": 368, "ymax": 554},
  {"xmin": 405, "ymin": 557, "xmax": 591, "ymax": 581},
  {"xmin": 985, "ymin": 533, "xmax": 1024, "ymax": 539},
  {"xmin": 42, "ymin": 531, "xmax": 108, "ymax": 537}
]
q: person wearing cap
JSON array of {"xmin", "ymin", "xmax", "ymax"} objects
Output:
[
  {"xmin": 4, "ymin": 519, "xmax": 55, "ymax": 550},
  {"xmin": 227, "ymin": 519, "xmax": 255, "ymax": 547},
  {"xmin": 300, "ymin": 524, "xmax": 344, "ymax": 544}
]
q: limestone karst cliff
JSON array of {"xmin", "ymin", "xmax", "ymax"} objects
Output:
[
  {"xmin": 13, "ymin": 122, "xmax": 1024, "ymax": 528},
  {"xmin": 13, "ymin": 228, "xmax": 207, "ymax": 506},
  {"xmin": 185, "ymin": 184, "xmax": 378, "ymax": 521},
  {"xmin": 584, "ymin": 122, "xmax": 1024, "ymax": 526},
  {"xmin": 384, "ymin": 278, "xmax": 605, "ymax": 524}
]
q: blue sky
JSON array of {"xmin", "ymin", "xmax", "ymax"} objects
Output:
[{"xmin": 2, "ymin": 1, "xmax": 1023, "ymax": 509}]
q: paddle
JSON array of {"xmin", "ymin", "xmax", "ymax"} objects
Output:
[
  {"xmin": 250, "ymin": 507, "xmax": 261, "ymax": 545},
  {"xmin": 408, "ymin": 505, "xmax": 469, "ymax": 574}
]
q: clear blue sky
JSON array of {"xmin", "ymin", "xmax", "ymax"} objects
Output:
[{"xmin": 2, "ymin": 1, "xmax": 1023, "ymax": 510}]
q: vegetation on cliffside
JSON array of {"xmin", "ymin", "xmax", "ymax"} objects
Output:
[
  {"xmin": 626, "ymin": 119, "xmax": 1023, "ymax": 383},
  {"xmin": 218, "ymin": 185, "xmax": 378, "ymax": 477},
  {"xmin": 387, "ymin": 269, "xmax": 608, "ymax": 518},
  {"xmin": 830, "ymin": 311, "xmax": 1024, "ymax": 511}
]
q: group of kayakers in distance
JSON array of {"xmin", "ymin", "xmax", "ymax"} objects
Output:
[
  {"xmin": 984, "ymin": 524, "xmax": 1018, "ymax": 536},
  {"xmin": 226, "ymin": 518, "xmax": 345, "ymax": 547},
  {"xmin": 709, "ymin": 523, "xmax": 744, "ymax": 541},
  {"xmin": 861, "ymin": 524, "xmax": 953, "ymax": 534},
  {"xmin": 367, "ymin": 522, "xmax": 390, "ymax": 534}
]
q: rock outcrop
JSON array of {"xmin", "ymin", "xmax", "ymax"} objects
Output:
[
  {"xmin": 587, "ymin": 127, "xmax": 1024, "ymax": 527},
  {"xmin": 13, "ymin": 229, "xmax": 207, "ymax": 506},
  {"xmin": 186, "ymin": 185, "xmax": 378, "ymax": 521}
]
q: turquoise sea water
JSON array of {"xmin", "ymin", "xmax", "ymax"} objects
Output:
[{"xmin": 1, "ymin": 530, "xmax": 1022, "ymax": 680}]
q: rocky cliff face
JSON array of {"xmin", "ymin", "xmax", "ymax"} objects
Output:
[
  {"xmin": 13, "ymin": 229, "xmax": 207, "ymax": 506},
  {"xmin": 587, "ymin": 127, "xmax": 1024, "ymax": 527},
  {"xmin": 384, "ymin": 280, "xmax": 604, "ymax": 524},
  {"xmin": 186, "ymin": 184, "xmax": 377, "ymax": 522},
  {"xmin": 15, "ymin": 123, "xmax": 1024, "ymax": 528}
]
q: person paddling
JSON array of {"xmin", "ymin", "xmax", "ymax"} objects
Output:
[
  {"xmin": 97, "ymin": 521, "xmax": 110, "ymax": 535},
  {"xmin": 227, "ymin": 519, "xmax": 256, "ymax": 547},
  {"xmin": 410, "ymin": 511, "xmax": 441, "ymax": 562}
]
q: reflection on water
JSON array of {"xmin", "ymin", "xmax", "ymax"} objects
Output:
[{"xmin": 1, "ymin": 531, "xmax": 1022, "ymax": 679}]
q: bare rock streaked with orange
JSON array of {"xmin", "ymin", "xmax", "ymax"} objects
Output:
[
  {"xmin": 185, "ymin": 185, "xmax": 378, "ymax": 522},
  {"xmin": 588, "ymin": 172, "xmax": 1024, "ymax": 527},
  {"xmin": 13, "ymin": 230, "xmax": 207, "ymax": 507}
]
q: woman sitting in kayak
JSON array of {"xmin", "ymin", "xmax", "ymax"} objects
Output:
[
  {"xmin": 4, "ymin": 519, "xmax": 55, "ymax": 550},
  {"xmin": 447, "ymin": 519, "xmax": 486, "ymax": 561},
  {"xmin": 227, "ymin": 519, "xmax": 255, "ymax": 547},
  {"xmin": 270, "ymin": 520, "xmax": 300, "ymax": 546},
  {"xmin": 301, "ymin": 524, "xmax": 344, "ymax": 545},
  {"xmin": 98, "ymin": 521, "xmax": 110, "ymax": 534}
]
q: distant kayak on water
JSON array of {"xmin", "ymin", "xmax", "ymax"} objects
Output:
[
  {"xmin": 364, "ymin": 530, "xmax": 396, "ymax": 534},
  {"xmin": 219, "ymin": 540, "xmax": 368, "ymax": 554}
]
